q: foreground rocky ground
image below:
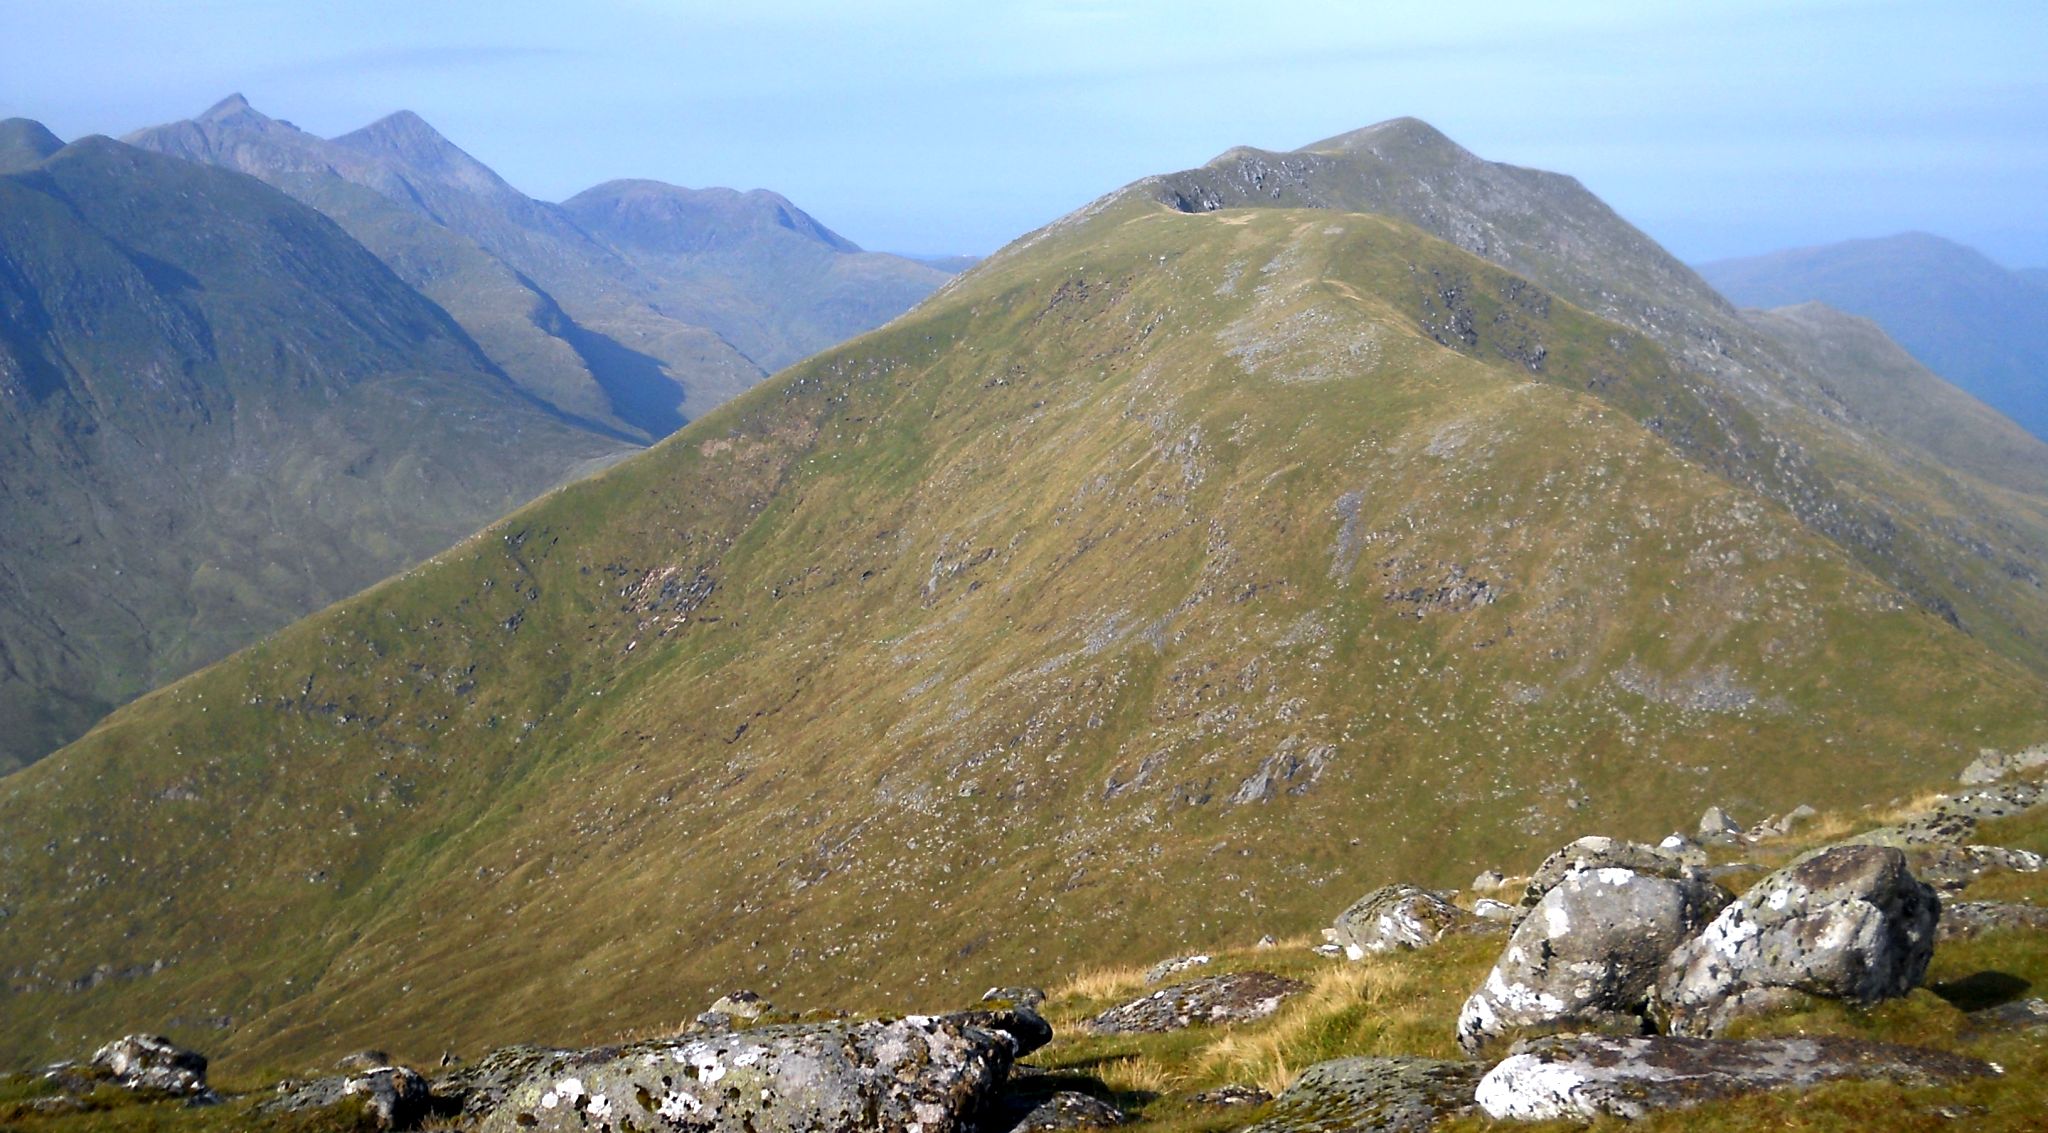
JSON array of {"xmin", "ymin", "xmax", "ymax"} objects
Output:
[{"xmin": 5, "ymin": 751, "xmax": 2046, "ymax": 1132}]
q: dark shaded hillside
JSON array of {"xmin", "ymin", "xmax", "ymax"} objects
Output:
[
  {"xmin": 0, "ymin": 132, "xmax": 634, "ymax": 771},
  {"xmin": 1699, "ymin": 233, "xmax": 2048, "ymax": 443},
  {"xmin": 3, "ymin": 121, "xmax": 2045, "ymax": 1074}
]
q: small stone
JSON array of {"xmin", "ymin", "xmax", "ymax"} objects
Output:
[
  {"xmin": 1246, "ymin": 1056, "xmax": 1482, "ymax": 1133},
  {"xmin": 1472, "ymin": 870, "xmax": 1506, "ymax": 892},
  {"xmin": 1187, "ymin": 1084, "xmax": 1272, "ymax": 1107},
  {"xmin": 982, "ymin": 986, "xmax": 1048, "ymax": 1009},
  {"xmin": 1699, "ymin": 806, "xmax": 1741, "ymax": 839}
]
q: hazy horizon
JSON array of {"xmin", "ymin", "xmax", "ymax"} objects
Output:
[{"xmin": 3, "ymin": 0, "xmax": 2044, "ymax": 265}]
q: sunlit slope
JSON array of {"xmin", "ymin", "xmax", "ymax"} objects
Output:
[{"xmin": 3, "ymin": 199, "xmax": 2044, "ymax": 1073}]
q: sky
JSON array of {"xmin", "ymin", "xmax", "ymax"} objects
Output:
[{"xmin": 2, "ymin": 0, "xmax": 2044, "ymax": 265}]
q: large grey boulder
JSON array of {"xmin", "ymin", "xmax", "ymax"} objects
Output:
[
  {"xmin": 1330, "ymin": 884, "xmax": 1482, "ymax": 958},
  {"xmin": 1244, "ymin": 1056, "xmax": 1483, "ymax": 1133},
  {"xmin": 1657, "ymin": 844, "xmax": 1939, "ymax": 1036},
  {"xmin": 1458, "ymin": 865, "xmax": 1727, "ymax": 1054},
  {"xmin": 1090, "ymin": 972, "xmax": 1305, "ymax": 1034},
  {"xmin": 1959, "ymin": 744, "xmax": 2048, "ymax": 786},
  {"xmin": 88, "ymin": 1034, "xmax": 210, "ymax": 1097},
  {"xmin": 1514, "ymin": 836, "xmax": 1701, "ymax": 920},
  {"xmin": 475, "ymin": 1017, "xmax": 1013, "ymax": 1133},
  {"xmin": 1475, "ymin": 1034, "xmax": 1994, "ymax": 1120}
]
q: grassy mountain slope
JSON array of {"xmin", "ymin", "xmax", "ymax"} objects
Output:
[
  {"xmin": 0, "ymin": 133, "xmax": 635, "ymax": 773},
  {"xmin": 1699, "ymin": 233, "xmax": 2048, "ymax": 442},
  {"xmin": 1744, "ymin": 302, "xmax": 2048, "ymax": 499},
  {"xmin": 4, "ymin": 165, "xmax": 2046, "ymax": 1077},
  {"xmin": 1122, "ymin": 121, "xmax": 2048, "ymax": 682},
  {"xmin": 561, "ymin": 180, "xmax": 950, "ymax": 373},
  {"xmin": 0, "ymin": 119, "xmax": 63, "ymax": 173}
]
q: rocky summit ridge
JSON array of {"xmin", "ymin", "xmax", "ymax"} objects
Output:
[{"xmin": 1, "ymin": 119, "xmax": 2046, "ymax": 1132}]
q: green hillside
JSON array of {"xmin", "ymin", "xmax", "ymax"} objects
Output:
[
  {"xmin": 2, "ymin": 124, "xmax": 2045, "ymax": 1081},
  {"xmin": 0, "ymin": 134, "xmax": 635, "ymax": 773}
]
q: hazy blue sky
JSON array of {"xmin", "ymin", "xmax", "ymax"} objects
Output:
[{"xmin": 3, "ymin": 1, "xmax": 2044, "ymax": 264}]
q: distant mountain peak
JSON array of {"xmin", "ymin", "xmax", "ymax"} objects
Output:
[
  {"xmin": 331, "ymin": 109, "xmax": 514, "ymax": 197},
  {"xmin": 1298, "ymin": 115, "xmax": 1463, "ymax": 156},
  {"xmin": 564, "ymin": 178, "xmax": 861, "ymax": 254},
  {"xmin": 199, "ymin": 92, "xmax": 263, "ymax": 122},
  {"xmin": 0, "ymin": 117, "xmax": 64, "ymax": 172}
]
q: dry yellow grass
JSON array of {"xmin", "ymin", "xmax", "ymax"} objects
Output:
[{"xmin": 1052, "ymin": 961, "xmax": 1155, "ymax": 1008}]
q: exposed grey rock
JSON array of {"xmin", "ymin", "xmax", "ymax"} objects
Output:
[
  {"xmin": 1515, "ymin": 836, "xmax": 1701, "ymax": 919},
  {"xmin": 982, "ymin": 986, "xmax": 1047, "ymax": 1009},
  {"xmin": 1145, "ymin": 954, "xmax": 1212, "ymax": 983},
  {"xmin": 1459, "ymin": 865, "xmax": 1728, "ymax": 1054},
  {"xmin": 433, "ymin": 1044, "xmax": 565, "ymax": 1120},
  {"xmin": 994, "ymin": 1090, "xmax": 1126, "ymax": 1130},
  {"xmin": 89, "ymin": 1034, "xmax": 210, "ymax": 1097},
  {"xmin": 1475, "ymin": 1033, "xmax": 1994, "ymax": 1120},
  {"xmin": 1472, "ymin": 898, "xmax": 1516, "ymax": 923},
  {"xmin": 1187, "ymin": 1084, "xmax": 1272, "ymax": 1107},
  {"xmin": 260, "ymin": 1066, "xmax": 431, "ymax": 1130},
  {"xmin": 944, "ymin": 1003, "xmax": 1054, "ymax": 1058},
  {"xmin": 1699, "ymin": 806, "xmax": 1742, "ymax": 839},
  {"xmin": 1965, "ymin": 997, "xmax": 2048, "ymax": 1033},
  {"xmin": 336, "ymin": 1049, "xmax": 394, "ymax": 1073},
  {"xmin": 1471, "ymin": 870, "xmax": 1506, "ymax": 892},
  {"xmin": 1780, "ymin": 804, "xmax": 1819, "ymax": 832},
  {"xmin": 1245, "ymin": 1056, "xmax": 1482, "ymax": 1133},
  {"xmin": 1905, "ymin": 844, "xmax": 2044, "ymax": 891},
  {"xmin": 1331, "ymin": 884, "xmax": 1481, "ymax": 958},
  {"xmin": 475, "ymin": 1017, "xmax": 1013, "ymax": 1133},
  {"xmin": 1658, "ymin": 844, "xmax": 1939, "ymax": 1036},
  {"xmin": 1937, "ymin": 900, "xmax": 2048, "ymax": 941},
  {"xmin": 1960, "ymin": 744, "xmax": 2048, "ymax": 786},
  {"xmin": 1091, "ymin": 972, "xmax": 1306, "ymax": 1034}
]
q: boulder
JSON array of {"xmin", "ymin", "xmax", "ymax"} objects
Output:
[
  {"xmin": 475, "ymin": 1017, "xmax": 1013, "ymax": 1133},
  {"xmin": 1475, "ymin": 1034, "xmax": 1994, "ymax": 1121},
  {"xmin": 433, "ymin": 1044, "xmax": 565, "ymax": 1120},
  {"xmin": 995, "ymin": 1090, "xmax": 1126, "ymax": 1130},
  {"xmin": 1471, "ymin": 870, "xmax": 1506, "ymax": 892},
  {"xmin": 1657, "ymin": 844, "xmax": 1939, "ymax": 1036},
  {"xmin": 260, "ymin": 1066, "xmax": 431, "ymax": 1130},
  {"xmin": 1090, "ymin": 972, "xmax": 1306, "ymax": 1034},
  {"xmin": 1244, "ymin": 1056, "xmax": 1483, "ymax": 1133},
  {"xmin": 1458, "ymin": 865, "xmax": 1727, "ymax": 1054},
  {"xmin": 1936, "ymin": 900, "xmax": 2048, "ymax": 941},
  {"xmin": 1959, "ymin": 744, "xmax": 2048, "ymax": 786},
  {"xmin": 1144, "ymin": 954, "xmax": 1211, "ymax": 983},
  {"xmin": 981, "ymin": 986, "xmax": 1048, "ymax": 1009},
  {"xmin": 944, "ymin": 1002, "xmax": 1054, "ymax": 1058},
  {"xmin": 88, "ymin": 1034, "xmax": 210, "ymax": 1097},
  {"xmin": 1471, "ymin": 898, "xmax": 1516, "ymax": 923},
  {"xmin": 1905, "ymin": 844, "xmax": 2044, "ymax": 891},
  {"xmin": 696, "ymin": 989, "xmax": 773, "ymax": 1030},
  {"xmin": 1699, "ymin": 806, "xmax": 1741, "ymax": 840},
  {"xmin": 1514, "ymin": 836, "xmax": 1700, "ymax": 918},
  {"xmin": 1330, "ymin": 884, "xmax": 1481, "ymax": 958}
]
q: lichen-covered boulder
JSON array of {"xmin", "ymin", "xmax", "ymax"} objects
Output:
[
  {"xmin": 982, "ymin": 986, "xmax": 1047, "ymax": 1009},
  {"xmin": 1657, "ymin": 844, "xmax": 1939, "ymax": 1036},
  {"xmin": 89, "ymin": 1035, "xmax": 210, "ymax": 1097},
  {"xmin": 995, "ymin": 1090, "xmax": 1127, "ymax": 1130},
  {"xmin": 474, "ymin": 1017, "xmax": 1012, "ymax": 1133},
  {"xmin": 1904, "ymin": 844, "xmax": 2044, "ymax": 891},
  {"xmin": 1475, "ymin": 1034, "xmax": 1994, "ymax": 1120},
  {"xmin": 1330, "ymin": 884, "xmax": 1481, "ymax": 958},
  {"xmin": 1514, "ymin": 836, "xmax": 1700, "ymax": 919},
  {"xmin": 1244, "ymin": 1056, "xmax": 1482, "ymax": 1133},
  {"xmin": 1186, "ymin": 1084, "xmax": 1272, "ymax": 1108},
  {"xmin": 1144, "ymin": 954, "xmax": 1211, "ymax": 983},
  {"xmin": 1458, "ymin": 866, "xmax": 1727, "ymax": 1054},
  {"xmin": 944, "ymin": 1002, "xmax": 1054, "ymax": 1058},
  {"xmin": 1090, "ymin": 972, "xmax": 1306, "ymax": 1034},
  {"xmin": 434, "ymin": 1044, "xmax": 565, "ymax": 1120}
]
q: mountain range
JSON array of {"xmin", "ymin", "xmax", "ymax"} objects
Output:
[
  {"xmin": 1, "ymin": 117, "xmax": 2043, "ymax": 1073},
  {"xmin": 0, "ymin": 103, "xmax": 951, "ymax": 772},
  {"xmin": 126, "ymin": 95, "xmax": 950, "ymax": 440},
  {"xmin": 1700, "ymin": 233, "xmax": 2048, "ymax": 444}
]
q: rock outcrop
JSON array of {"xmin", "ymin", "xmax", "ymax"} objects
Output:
[
  {"xmin": 1090, "ymin": 972, "xmax": 1306, "ymax": 1034},
  {"xmin": 1936, "ymin": 900, "xmax": 2048, "ymax": 941},
  {"xmin": 1459, "ymin": 862, "xmax": 1727, "ymax": 1053},
  {"xmin": 474, "ymin": 1017, "xmax": 1014, "ymax": 1133},
  {"xmin": 1514, "ymin": 836, "xmax": 1705, "ymax": 920},
  {"xmin": 1329, "ymin": 885, "xmax": 1483, "ymax": 958},
  {"xmin": 1475, "ymin": 1034, "xmax": 1994, "ymax": 1120},
  {"xmin": 260, "ymin": 1065, "xmax": 431, "ymax": 1130},
  {"xmin": 88, "ymin": 1035, "xmax": 211, "ymax": 1097},
  {"xmin": 1245, "ymin": 1056, "xmax": 1483, "ymax": 1133},
  {"xmin": 1657, "ymin": 844, "xmax": 1939, "ymax": 1036}
]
